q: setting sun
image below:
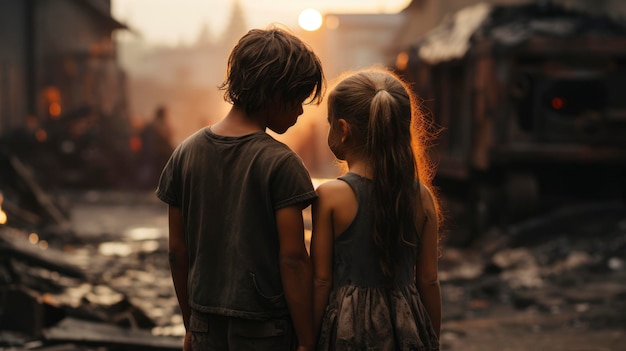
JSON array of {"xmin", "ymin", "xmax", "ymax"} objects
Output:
[
  {"xmin": 112, "ymin": 0, "xmax": 411, "ymax": 45},
  {"xmin": 298, "ymin": 8, "xmax": 322, "ymax": 31}
]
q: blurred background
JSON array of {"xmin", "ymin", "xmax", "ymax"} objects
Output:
[{"xmin": 1, "ymin": 0, "xmax": 625, "ymax": 350}]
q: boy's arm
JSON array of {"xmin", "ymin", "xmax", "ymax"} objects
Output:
[
  {"xmin": 414, "ymin": 185, "xmax": 442, "ymax": 338},
  {"xmin": 168, "ymin": 205, "xmax": 191, "ymax": 330},
  {"xmin": 310, "ymin": 186, "xmax": 334, "ymax": 339},
  {"xmin": 276, "ymin": 205, "xmax": 315, "ymax": 351}
]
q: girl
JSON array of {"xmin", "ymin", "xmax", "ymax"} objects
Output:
[{"xmin": 311, "ymin": 68, "xmax": 441, "ymax": 350}]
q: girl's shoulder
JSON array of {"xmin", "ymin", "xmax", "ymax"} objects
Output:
[
  {"xmin": 418, "ymin": 182, "xmax": 438, "ymax": 223},
  {"xmin": 314, "ymin": 178, "xmax": 359, "ymax": 236},
  {"xmin": 418, "ymin": 183, "xmax": 435, "ymax": 205},
  {"xmin": 315, "ymin": 178, "xmax": 352, "ymax": 198},
  {"xmin": 315, "ymin": 178, "xmax": 357, "ymax": 209}
]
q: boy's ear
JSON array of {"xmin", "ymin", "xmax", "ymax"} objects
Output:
[{"xmin": 338, "ymin": 118, "xmax": 350, "ymax": 143}]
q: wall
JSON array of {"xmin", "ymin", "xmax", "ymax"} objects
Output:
[{"xmin": 0, "ymin": 1, "xmax": 29, "ymax": 135}]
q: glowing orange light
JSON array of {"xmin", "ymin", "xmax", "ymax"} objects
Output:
[
  {"xmin": 49, "ymin": 102, "xmax": 62, "ymax": 118},
  {"xmin": 129, "ymin": 136, "xmax": 142, "ymax": 153},
  {"xmin": 396, "ymin": 52, "xmax": 409, "ymax": 71},
  {"xmin": 42, "ymin": 293, "xmax": 54, "ymax": 304},
  {"xmin": 42, "ymin": 87, "xmax": 62, "ymax": 118},
  {"xmin": 0, "ymin": 193, "xmax": 6, "ymax": 225},
  {"xmin": 29, "ymin": 232, "xmax": 39, "ymax": 244},
  {"xmin": 43, "ymin": 87, "xmax": 61, "ymax": 101},
  {"xmin": 551, "ymin": 97, "xmax": 564, "ymax": 110},
  {"xmin": 35, "ymin": 129, "xmax": 48, "ymax": 142}
]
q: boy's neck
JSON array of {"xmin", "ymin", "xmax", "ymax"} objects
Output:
[{"xmin": 211, "ymin": 106, "xmax": 267, "ymax": 136}]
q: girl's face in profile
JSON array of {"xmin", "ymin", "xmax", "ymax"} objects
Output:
[{"xmin": 327, "ymin": 112, "xmax": 346, "ymax": 160}]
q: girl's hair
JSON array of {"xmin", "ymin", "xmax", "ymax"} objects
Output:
[
  {"xmin": 328, "ymin": 67, "xmax": 440, "ymax": 277},
  {"xmin": 219, "ymin": 26, "xmax": 325, "ymax": 114}
]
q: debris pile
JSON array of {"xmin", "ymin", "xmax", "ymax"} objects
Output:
[
  {"xmin": 440, "ymin": 201, "xmax": 626, "ymax": 332},
  {"xmin": 0, "ymin": 152, "xmax": 181, "ymax": 351}
]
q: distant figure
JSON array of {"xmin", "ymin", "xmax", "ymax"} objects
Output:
[
  {"xmin": 156, "ymin": 27, "xmax": 324, "ymax": 351},
  {"xmin": 139, "ymin": 105, "xmax": 174, "ymax": 188},
  {"xmin": 311, "ymin": 68, "xmax": 441, "ymax": 350}
]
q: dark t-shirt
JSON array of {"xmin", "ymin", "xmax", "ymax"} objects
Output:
[{"xmin": 156, "ymin": 127, "xmax": 317, "ymax": 320}]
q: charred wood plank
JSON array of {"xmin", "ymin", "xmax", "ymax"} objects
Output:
[
  {"xmin": 0, "ymin": 150, "xmax": 72, "ymax": 233},
  {"xmin": 7, "ymin": 155, "xmax": 71, "ymax": 230},
  {"xmin": 0, "ymin": 228, "xmax": 85, "ymax": 279}
]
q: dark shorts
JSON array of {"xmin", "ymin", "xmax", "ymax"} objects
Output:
[{"xmin": 189, "ymin": 310, "xmax": 295, "ymax": 351}]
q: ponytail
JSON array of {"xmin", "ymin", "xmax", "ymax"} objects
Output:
[
  {"xmin": 328, "ymin": 68, "xmax": 439, "ymax": 279},
  {"xmin": 367, "ymin": 86, "xmax": 419, "ymax": 278}
]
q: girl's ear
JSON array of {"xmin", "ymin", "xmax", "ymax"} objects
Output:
[{"xmin": 338, "ymin": 118, "xmax": 350, "ymax": 143}]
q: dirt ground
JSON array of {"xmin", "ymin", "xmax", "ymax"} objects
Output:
[
  {"xmin": 438, "ymin": 201, "xmax": 626, "ymax": 350},
  {"xmin": 7, "ymin": 189, "xmax": 624, "ymax": 350},
  {"xmin": 439, "ymin": 259, "xmax": 626, "ymax": 350}
]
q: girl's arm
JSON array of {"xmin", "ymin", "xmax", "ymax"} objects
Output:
[
  {"xmin": 310, "ymin": 183, "xmax": 336, "ymax": 339},
  {"xmin": 414, "ymin": 184, "xmax": 442, "ymax": 338}
]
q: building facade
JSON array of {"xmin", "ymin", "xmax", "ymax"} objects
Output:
[{"xmin": 0, "ymin": 0, "xmax": 127, "ymax": 136}]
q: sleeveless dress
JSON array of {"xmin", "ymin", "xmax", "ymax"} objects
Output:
[{"xmin": 317, "ymin": 173, "xmax": 440, "ymax": 351}]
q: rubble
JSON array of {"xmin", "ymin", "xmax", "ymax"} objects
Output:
[
  {"xmin": 1, "ymin": 154, "xmax": 625, "ymax": 350},
  {"xmin": 0, "ymin": 223, "xmax": 181, "ymax": 350},
  {"xmin": 439, "ymin": 200, "xmax": 626, "ymax": 349},
  {"xmin": 0, "ymin": 152, "xmax": 181, "ymax": 350}
]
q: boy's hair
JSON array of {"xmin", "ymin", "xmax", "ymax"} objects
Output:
[
  {"xmin": 328, "ymin": 67, "xmax": 440, "ymax": 277},
  {"xmin": 220, "ymin": 26, "xmax": 325, "ymax": 114}
]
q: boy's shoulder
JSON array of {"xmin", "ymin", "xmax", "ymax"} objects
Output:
[
  {"xmin": 254, "ymin": 132, "xmax": 300, "ymax": 157},
  {"xmin": 175, "ymin": 127, "xmax": 300, "ymax": 164}
]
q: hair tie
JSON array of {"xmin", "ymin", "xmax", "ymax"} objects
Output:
[{"xmin": 375, "ymin": 89, "xmax": 386, "ymax": 94}]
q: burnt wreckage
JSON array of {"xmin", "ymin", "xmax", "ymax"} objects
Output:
[
  {"xmin": 397, "ymin": 3, "xmax": 626, "ymax": 241},
  {"xmin": 0, "ymin": 132, "xmax": 178, "ymax": 349}
]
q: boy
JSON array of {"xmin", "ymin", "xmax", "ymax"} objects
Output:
[{"xmin": 156, "ymin": 27, "xmax": 324, "ymax": 351}]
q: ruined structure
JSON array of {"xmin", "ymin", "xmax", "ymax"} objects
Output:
[
  {"xmin": 396, "ymin": 2, "xmax": 626, "ymax": 240},
  {"xmin": 0, "ymin": 0, "xmax": 133, "ymax": 188}
]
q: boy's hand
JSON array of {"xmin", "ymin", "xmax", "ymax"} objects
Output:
[{"xmin": 183, "ymin": 331, "xmax": 192, "ymax": 351}]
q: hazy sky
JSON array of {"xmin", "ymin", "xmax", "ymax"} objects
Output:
[{"xmin": 111, "ymin": 0, "xmax": 410, "ymax": 45}]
